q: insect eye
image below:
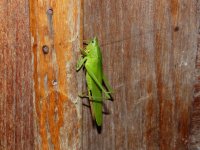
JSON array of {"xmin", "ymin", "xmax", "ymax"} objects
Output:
[{"xmin": 92, "ymin": 40, "xmax": 94, "ymax": 43}]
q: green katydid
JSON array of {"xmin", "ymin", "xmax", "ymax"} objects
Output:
[{"xmin": 76, "ymin": 37, "xmax": 113, "ymax": 127}]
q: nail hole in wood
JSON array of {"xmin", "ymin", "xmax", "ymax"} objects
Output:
[
  {"xmin": 42, "ymin": 45, "xmax": 49, "ymax": 54},
  {"xmin": 47, "ymin": 8, "xmax": 53, "ymax": 15},
  {"xmin": 174, "ymin": 26, "xmax": 179, "ymax": 32},
  {"xmin": 52, "ymin": 79, "xmax": 58, "ymax": 86}
]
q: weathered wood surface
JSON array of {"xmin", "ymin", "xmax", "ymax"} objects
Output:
[
  {"xmin": 30, "ymin": 0, "xmax": 82, "ymax": 149},
  {"xmin": 0, "ymin": 0, "xmax": 34, "ymax": 150},
  {"xmin": 83, "ymin": 0, "xmax": 197, "ymax": 149},
  {"xmin": 190, "ymin": 1, "xmax": 200, "ymax": 149}
]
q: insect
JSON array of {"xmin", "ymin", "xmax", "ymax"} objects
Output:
[{"xmin": 76, "ymin": 37, "xmax": 113, "ymax": 127}]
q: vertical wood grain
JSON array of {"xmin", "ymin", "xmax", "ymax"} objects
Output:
[
  {"xmin": 189, "ymin": 1, "xmax": 200, "ymax": 149},
  {"xmin": 30, "ymin": 0, "xmax": 82, "ymax": 149},
  {"xmin": 0, "ymin": 0, "xmax": 33, "ymax": 149},
  {"xmin": 83, "ymin": 0, "xmax": 197, "ymax": 149}
]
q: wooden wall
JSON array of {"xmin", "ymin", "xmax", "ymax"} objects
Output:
[
  {"xmin": 0, "ymin": 0, "xmax": 199, "ymax": 149},
  {"xmin": 0, "ymin": 0, "xmax": 34, "ymax": 149},
  {"xmin": 83, "ymin": 0, "xmax": 197, "ymax": 150}
]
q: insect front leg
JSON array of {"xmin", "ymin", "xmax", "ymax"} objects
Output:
[
  {"xmin": 79, "ymin": 48, "xmax": 87, "ymax": 56},
  {"xmin": 76, "ymin": 57, "xmax": 87, "ymax": 71}
]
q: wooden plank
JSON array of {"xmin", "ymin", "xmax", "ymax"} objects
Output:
[
  {"xmin": 83, "ymin": 0, "xmax": 197, "ymax": 149},
  {"xmin": 29, "ymin": 0, "xmax": 83, "ymax": 149},
  {"xmin": 189, "ymin": 1, "xmax": 200, "ymax": 149},
  {"xmin": 0, "ymin": 0, "xmax": 34, "ymax": 149}
]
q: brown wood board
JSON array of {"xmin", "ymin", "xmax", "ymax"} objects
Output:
[
  {"xmin": 83, "ymin": 0, "xmax": 197, "ymax": 149},
  {"xmin": 0, "ymin": 0, "xmax": 34, "ymax": 149},
  {"xmin": 29, "ymin": 0, "xmax": 83, "ymax": 149}
]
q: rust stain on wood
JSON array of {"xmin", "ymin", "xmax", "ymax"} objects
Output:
[
  {"xmin": 154, "ymin": 29, "xmax": 175, "ymax": 149},
  {"xmin": 170, "ymin": 0, "xmax": 179, "ymax": 20},
  {"xmin": 30, "ymin": 0, "xmax": 82, "ymax": 149}
]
